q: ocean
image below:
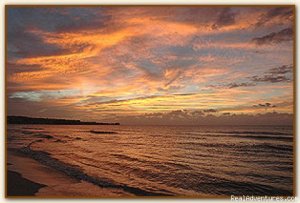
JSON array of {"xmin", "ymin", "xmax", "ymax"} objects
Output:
[{"xmin": 7, "ymin": 124, "xmax": 294, "ymax": 196}]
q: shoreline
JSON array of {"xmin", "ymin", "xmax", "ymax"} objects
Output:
[{"xmin": 7, "ymin": 150, "xmax": 131, "ymax": 197}]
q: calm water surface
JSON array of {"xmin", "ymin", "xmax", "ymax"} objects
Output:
[{"xmin": 7, "ymin": 124, "xmax": 293, "ymax": 196}]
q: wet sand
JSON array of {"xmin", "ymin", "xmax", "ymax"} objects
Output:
[{"xmin": 7, "ymin": 151, "xmax": 132, "ymax": 197}]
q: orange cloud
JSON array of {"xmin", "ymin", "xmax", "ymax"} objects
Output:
[{"xmin": 7, "ymin": 6, "xmax": 294, "ymax": 122}]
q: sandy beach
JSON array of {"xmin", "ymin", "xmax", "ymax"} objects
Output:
[{"xmin": 7, "ymin": 151, "xmax": 132, "ymax": 197}]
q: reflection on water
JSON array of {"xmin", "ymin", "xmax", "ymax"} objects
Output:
[{"xmin": 7, "ymin": 124, "xmax": 293, "ymax": 196}]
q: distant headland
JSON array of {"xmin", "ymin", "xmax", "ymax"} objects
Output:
[{"xmin": 7, "ymin": 116, "xmax": 120, "ymax": 125}]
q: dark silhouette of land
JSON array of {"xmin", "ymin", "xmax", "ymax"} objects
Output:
[
  {"xmin": 7, "ymin": 116, "xmax": 120, "ymax": 125},
  {"xmin": 7, "ymin": 170, "xmax": 46, "ymax": 196}
]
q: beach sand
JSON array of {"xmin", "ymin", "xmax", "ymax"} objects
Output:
[{"xmin": 7, "ymin": 151, "xmax": 132, "ymax": 197}]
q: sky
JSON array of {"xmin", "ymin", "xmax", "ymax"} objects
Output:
[{"xmin": 7, "ymin": 6, "xmax": 294, "ymax": 125}]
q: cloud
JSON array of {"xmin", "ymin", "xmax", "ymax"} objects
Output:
[
  {"xmin": 222, "ymin": 112, "xmax": 231, "ymax": 116},
  {"xmin": 268, "ymin": 64, "xmax": 293, "ymax": 74},
  {"xmin": 7, "ymin": 8, "xmax": 114, "ymax": 59},
  {"xmin": 209, "ymin": 64, "xmax": 293, "ymax": 90},
  {"xmin": 212, "ymin": 8, "xmax": 237, "ymax": 29},
  {"xmin": 116, "ymin": 110, "xmax": 293, "ymax": 126},
  {"xmin": 9, "ymin": 89, "xmax": 80, "ymax": 102},
  {"xmin": 255, "ymin": 7, "xmax": 293, "ymax": 27},
  {"xmin": 251, "ymin": 75, "xmax": 290, "ymax": 83},
  {"xmin": 253, "ymin": 102, "xmax": 276, "ymax": 108},
  {"xmin": 203, "ymin": 109, "xmax": 218, "ymax": 113},
  {"xmin": 252, "ymin": 27, "xmax": 293, "ymax": 45},
  {"xmin": 8, "ymin": 28, "xmax": 65, "ymax": 59},
  {"xmin": 227, "ymin": 82, "xmax": 256, "ymax": 88},
  {"xmin": 164, "ymin": 69, "xmax": 183, "ymax": 87},
  {"xmin": 80, "ymin": 94, "xmax": 164, "ymax": 107},
  {"xmin": 210, "ymin": 82, "xmax": 256, "ymax": 89},
  {"xmin": 250, "ymin": 65, "xmax": 293, "ymax": 83},
  {"xmin": 7, "ymin": 7, "xmax": 294, "ymax": 123}
]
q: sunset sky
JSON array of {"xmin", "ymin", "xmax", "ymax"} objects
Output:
[{"xmin": 7, "ymin": 6, "xmax": 294, "ymax": 125}]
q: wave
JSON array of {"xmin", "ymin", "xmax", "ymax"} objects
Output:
[
  {"xmin": 205, "ymin": 132, "xmax": 292, "ymax": 141},
  {"xmin": 90, "ymin": 130, "xmax": 118, "ymax": 135},
  {"xmin": 18, "ymin": 146, "xmax": 173, "ymax": 196},
  {"xmin": 22, "ymin": 127, "xmax": 44, "ymax": 130},
  {"xmin": 197, "ymin": 178, "xmax": 292, "ymax": 196},
  {"xmin": 214, "ymin": 131, "xmax": 292, "ymax": 136},
  {"xmin": 21, "ymin": 131, "xmax": 35, "ymax": 135},
  {"xmin": 21, "ymin": 130, "xmax": 54, "ymax": 139},
  {"xmin": 240, "ymin": 135, "xmax": 292, "ymax": 141},
  {"xmin": 178, "ymin": 142, "xmax": 292, "ymax": 152},
  {"xmin": 253, "ymin": 143, "xmax": 293, "ymax": 153},
  {"xmin": 112, "ymin": 153, "xmax": 194, "ymax": 172}
]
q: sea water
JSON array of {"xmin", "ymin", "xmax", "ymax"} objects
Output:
[{"xmin": 7, "ymin": 124, "xmax": 293, "ymax": 196}]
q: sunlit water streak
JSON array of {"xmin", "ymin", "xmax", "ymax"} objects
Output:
[{"xmin": 7, "ymin": 124, "xmax": 293, "ymax": 196}]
